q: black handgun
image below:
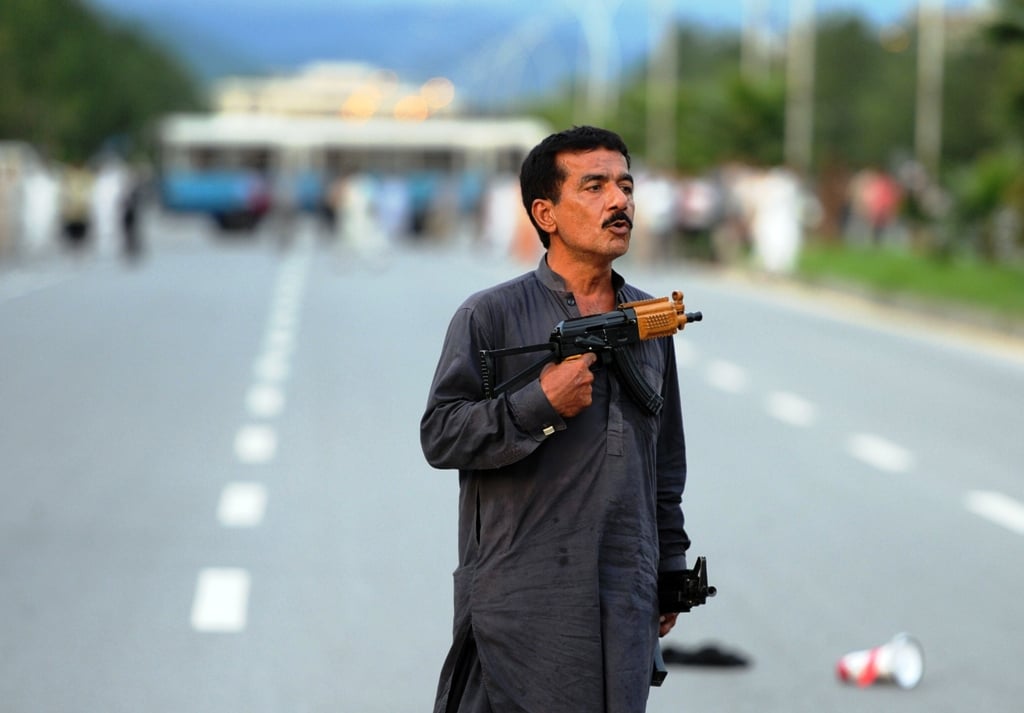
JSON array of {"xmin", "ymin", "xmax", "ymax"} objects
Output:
[{"xmin": 479, "ymin": 291, "xmax": 702, "ymax": 415}]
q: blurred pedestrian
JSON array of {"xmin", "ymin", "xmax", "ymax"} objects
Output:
[
  {"xmin": 121, "ymin": 168, "xmax": 145, "ymax": 261},
  {"xmin": 631, "ymin": 170, "xmax": 676, "ymax": 263},
  {"xmin": 376, "ymin": 174, "xmax": 412, "ymax": 244},
  {"xmin": 421, "ymin": 126, "xmax": 693, "ymax": 713},
  {"xmin": 675, "ymin": 175, "xmax": 722, "ymax": 261},
  {"xmin": 750, "ymin": 167, "xmax": 804, "ymax": 275},
  {"xmin": 59, "ymin": 164, "xmax": 93, "ymax": 251},
  {"xmin": 333, "ymin": 173, "xmax": 388, "ymax": 269},
  {"xmin": 90, "ymin": 156, "xmax": 129, "ymax": 257},
  {"xmin": 863, "ymin": 169, "xmax": 902, "ymax": 243},
  {"xmin": 845, "ymin": 168, "xmax": 902, "ymax": 245}
]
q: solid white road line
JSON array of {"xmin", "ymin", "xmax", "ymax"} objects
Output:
[
  {"xmin": 234, "ymin": 425, "xmax": 277, "ymax": 464},
  {"xmin": 191, "ymin": 568, "xmax": 251, "ymax": 633},
  {"xmin": 965, "ymin": 490, "xmax": 1024, "ymax": 535},
  {"xmin": 706, "ymin": 359, "xmax": 749, "ymax": 394},
  {"xmin": 217, "ymin": 483, "xmax": 268, "ymax": 528},
  {"xmin": 847, "ymin": 432, "xmax": 914, "ymax": 473},
  {"xmin": 765, "ymin": 391, "xmax": 817, "ymax": 427}
]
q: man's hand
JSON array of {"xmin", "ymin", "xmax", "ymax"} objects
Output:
[
  {"xmin": 659, "ymin": 613, "xmax": 678, "ymax": 637},
  {"xmin": 540, "ymin": 352, "xmax": 598, "ymax": 418}
]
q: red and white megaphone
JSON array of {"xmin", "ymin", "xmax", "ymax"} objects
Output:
[{"xmin": 836, "ymin": 633, "xmax": 924, "ymax": 689}]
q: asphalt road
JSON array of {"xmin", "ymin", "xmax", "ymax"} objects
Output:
[{"xmin": 1, "ymin": 213, "xmax": 1022, "ymax": 713}]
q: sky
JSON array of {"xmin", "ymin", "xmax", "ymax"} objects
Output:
[
  {"xmin": 84, "ymin": 0, "xmax": 991, "ymax": 107},
  {"xmin": 90, "ymin": 0, "xmax": 988, "ymax": 26}
]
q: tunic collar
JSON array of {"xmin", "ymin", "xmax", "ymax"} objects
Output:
[{"xmin": 535, "ymin": 254, "xmax": 626, "ymax": 299}]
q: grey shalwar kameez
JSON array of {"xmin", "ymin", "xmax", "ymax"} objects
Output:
[{"xmin": 421, "ymin": 256, "xmax": 690, "ymax": 713}]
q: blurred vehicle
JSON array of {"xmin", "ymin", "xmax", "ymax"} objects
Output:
[
  {"xmin": 161, "ymin": 168, "xmax": 271, "ymax": 231},
  {"xmin": 156, "ymin": 113, "xmax": 547, "ymax": 234},
  {"xmin": 157, "ymin": 119, "xmax": 273, "ymax": 231}
]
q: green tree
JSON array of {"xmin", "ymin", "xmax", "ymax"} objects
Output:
[
  {"xmin": 609, "ymin": 25, "xmax": 785, "ymax": 173},
  {"xmin": 713, "ymin": 73, "xmax": 786, "ymax": 168},
  {"xmin": 0, "ymin": 0, "xmax": 203, "ymax": 162},
  {"xmin": 527, "ymin": 7, "xmax": 1023, "ymax": 261},
  {"xmin": 813, "ymin": 14, "xmax": 917, "ymax": 171},
  {"xmin": 984, "ymin": 0, "xmax": 1024, "ymax": 143}
]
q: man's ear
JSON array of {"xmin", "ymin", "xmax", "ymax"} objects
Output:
[{"xmin": 531, "ymin": 198, "xmax": 557, "ymax": 235}]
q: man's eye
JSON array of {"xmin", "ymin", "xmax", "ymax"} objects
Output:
[{"xmin": 620, "ymin": 184, "xmax": 634, "ymax": 195}]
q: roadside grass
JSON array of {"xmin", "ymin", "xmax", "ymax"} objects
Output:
[{"xmin": 796, "ymin": 244, "xmax": 1024, "ymax": 326}]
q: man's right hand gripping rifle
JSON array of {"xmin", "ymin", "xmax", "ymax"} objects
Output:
[{"xmin": 478, "ymin": 290, "xmax": 702, "ymax": 416}]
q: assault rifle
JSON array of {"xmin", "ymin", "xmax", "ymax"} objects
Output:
[
  {"xmin": 658, "ymin": 556, "xmax": 717, "ymax": 615},
  {"xmin": 652, "ymin": 556, "xmax": 718, "ymax": 686},
  {"xmin": 479, "ymin": 291, "xmax": 702, "ymax": 415}
]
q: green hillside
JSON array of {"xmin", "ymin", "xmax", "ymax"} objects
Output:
[{"xmin": 0, "ymin": 0, "xmax": 204, "ymax": 162}]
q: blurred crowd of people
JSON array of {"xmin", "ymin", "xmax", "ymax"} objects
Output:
[
  {"xmin": 316, "ymin": 170, "xmax": 540, "ymax": 266},
  {"xmin": 623, "ymin": 160, "xmax": 956, "ymax": 274},
  {"xmin": 0, "ymin": 143, "xmax": 145, "ymax": 263},
  {"xmin": 315, "ymin": 164, "xmax": 819, "ymax": 275},
  {"xmin": 4, "ymin": 136, "xmax": 973, "ymax": 276},
  {"xmin": 271, "ymin": 163, "xmax": 829, "ymax": 275},
  {"xmin": 628, "ymin": 164, "xmax": 818, "ymax": 275}
]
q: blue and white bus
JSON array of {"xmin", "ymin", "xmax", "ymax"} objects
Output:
[{"xmin": 157, "ymin": 113, "xmax": 549, "ymax": 232}]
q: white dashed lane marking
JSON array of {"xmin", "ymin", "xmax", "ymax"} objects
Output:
[
  {"xmin": 706, "ymin": 359, "xmax": 749, "ymax": 394},
  {"xmin": 965, "ymin": 491, "xmax": 1024, "ymax": 535},
  {"xmin": 765, "ymin": 391, "xmax": 817, "ymax": 427},
  {"xmin": 269, "ymin": 305, "xmax": 297, "ymax": 330},
  {"xmin": 847, "ymin": 432, "xmax": 915, "ymax": 473},
  {"xmin": 189, "ymin": 242, "xmax": 312, "ymax": 634},
  {"xmin": 675, "ymin": 329, "xmax": 1022, "ymax": 539},
  {"xmin": 190, "ymin": 568, "xmax": 251, "ymax": 633},
  {"xmin": 674, "ymin": 340, "xmax": 697, "ymax": 369},
  {"xmin": 217, "ymin": 482, "xmax": 268, "ymax": 528},
  {"xmin": 254, "ymin": 351, "xmax": 291, "ymax": 383},
  {"xmin": 234, "ymin": 424, "xmax": 278, "ymax": 465},
  {"xmin": 265, "ymin": 327, "xmax": 295, "ymax": 353},
  {"xmin": 246, "ymin": 383, "xmax": 285, "ymax": 418}
]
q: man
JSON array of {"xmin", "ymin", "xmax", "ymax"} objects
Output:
[{"xmin": 421, "ymin": 126, "xmax": 690, "ymax": 712}]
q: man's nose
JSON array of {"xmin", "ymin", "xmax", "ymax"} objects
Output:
[{"xmin": 608, "ymin": 184, "xmax": 630, "ymax": 209}]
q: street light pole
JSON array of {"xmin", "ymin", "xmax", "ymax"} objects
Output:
[
  {"xmin": 743, "ymin": 0, "xmax": 771, "ymax": 82},
  {"xmin": 646, "ymin": 0, "xmax": 677, "ymax": 169},
  {"xmin": 785, "ymin": 0, "xmax": 816, "ymax": 175},
  {"xmin": 569, "ymin": 0, "xmax": 624, "ymax": 124},
  {"xmin": 915, "ymin": 0, "xmax": 945, "ymax": 178}
]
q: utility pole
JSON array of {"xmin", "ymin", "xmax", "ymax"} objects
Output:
[
  {"xmin": 570, "ymin": 0, "xmax": 624, "ymax": 124},
  {"xmin": 742, "ymin": 0, "xmax": 771, "ymax": 83},
  {"xmin": 646, "ymin": 0, "xmax": 677, "ymax": 170},
  {"xmin": 916, "ymin": 0, "xmax": 945, "ymax": 178},
  {"xmin": 785, "ymin": 0, "xmax": 816, "ymax": 175}
]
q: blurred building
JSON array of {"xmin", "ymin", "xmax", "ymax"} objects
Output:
[
  {"xmin": 211, "ymin": 62, "xmax": 461, "ymax": 121},
  {"xmin": 158, "ymin": 61, "xmax": 549, "ymax": 247}
]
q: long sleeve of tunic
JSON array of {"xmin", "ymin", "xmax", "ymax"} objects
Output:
[{"xmin": 421, "ymin": 256, "xmax": 690, "ymax": 713}]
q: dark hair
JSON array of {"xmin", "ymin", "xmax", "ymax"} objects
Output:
[{"xmin": 519, "ymin": 125, "xmax": 631, "ymax": 248}]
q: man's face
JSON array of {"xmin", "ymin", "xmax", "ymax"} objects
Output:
[{"xmin": 548, "ymin": 148, "xmax": 634, "ymax": 260}]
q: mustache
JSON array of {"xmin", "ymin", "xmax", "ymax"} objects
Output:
[{"xmin": 602, "ymin": 211, "xmax": 633, "ymax": 229}]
